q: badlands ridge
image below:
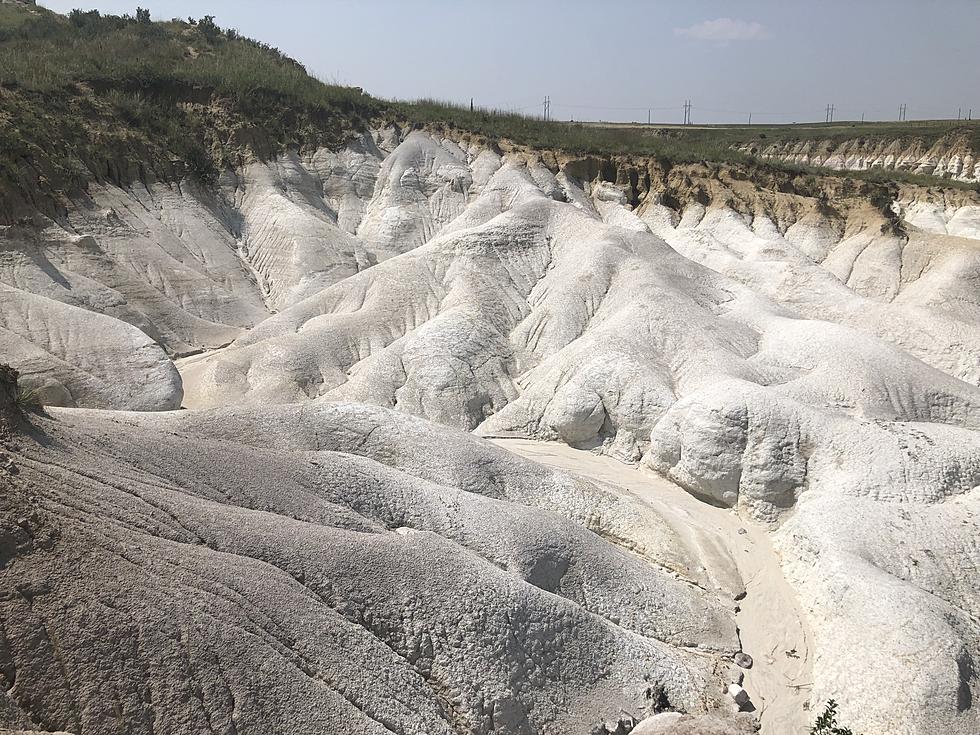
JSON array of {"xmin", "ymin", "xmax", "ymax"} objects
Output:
[
  {"xmin": 737, "ymin": 130, "xmax": 980, "ymax": 183},
  {"xmin": 2, "ymin": 125, "xmax": 980, "ymax": 735}
]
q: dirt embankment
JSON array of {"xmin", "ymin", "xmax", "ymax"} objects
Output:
[{"xmin": 736, "ymin": 131, "xmax": 979, "ymax": 183}]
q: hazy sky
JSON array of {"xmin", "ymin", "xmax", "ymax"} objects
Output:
[{"xmin": 39, "ymin": 0, "xmax": 980, "ymax": 124}]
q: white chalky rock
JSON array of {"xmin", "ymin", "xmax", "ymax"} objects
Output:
[
  {"xmin": 2, "ymin": 127, "xmax": 980, "ymax": 734},
  {"xmin": 2, "ymin": 400, "xmax": 737, "ymax": 735}
]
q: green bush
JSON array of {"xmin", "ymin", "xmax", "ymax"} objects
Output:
[
  {"xmin": 198, "ymin": 14, "xmax": 221, "ymax": 43},
  {"xmin": 14, "ymin": 387, "xmax": 42, "ymax": 411},
  {"xmin": 811, "ymin": 699, "xmax": 856, "ymax": 735}
]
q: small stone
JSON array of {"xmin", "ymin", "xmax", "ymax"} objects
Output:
[
  {"xmin": 734, "ymin": 652, "xmax": 754, "ymax": 669},
  {"xmin": 734, "ymin": 590, "xmax": 747, "ymax": 602},
  {"xmin": 737, "ymin": 528, "xmax": 748, "ymax": 535},
  {"xmin": 727, "ymin": 683, "xmax": 750, "ymax": 707},
  {"xmin": 602, "ymin": 713, "xmax": 636, "ymax": 734}
]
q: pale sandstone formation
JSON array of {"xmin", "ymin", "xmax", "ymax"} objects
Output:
[
  {"xmin": 2, "ymin": 127, "xmax": 980, "ymax": 734},
  {"xmin": 0, "ymin": 282, "xmax": 181, "ymax": 409},
  {"xmin": 737, "ymin": 132, "xmax": 980, "ymax": 183},
  {"xmin": 0, "ymin": 395, "xmax": 738, "ymax": 735}
]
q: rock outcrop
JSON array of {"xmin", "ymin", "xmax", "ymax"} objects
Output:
[
  {"xmin": 2, "ymin": 126, "xmax": 980, "ymax": 735},
  {"xmin": 0, "ymin": 402, "xmax": 738, "ymax": 735},
  {"xmin": 736, "ymin": 130, "xmax": 980, "ymax": 183}
]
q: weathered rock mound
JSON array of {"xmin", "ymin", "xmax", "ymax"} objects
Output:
[{"xmin": 0, "ymin": 403, "xmax": 741, "ymax": 735}]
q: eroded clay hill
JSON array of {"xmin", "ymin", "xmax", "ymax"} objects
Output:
[
  {"xmin": 2, "ymin": 126, "xmax": 980, "ymax": 735},
  {"xmin": 736, "ymin": 129, "xmax": 980, "ymax": 183}
]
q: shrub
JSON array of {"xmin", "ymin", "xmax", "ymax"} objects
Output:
[
  {"xmin": 68, "ymin": 8, "xmax": 99, "ymax": 27},
  {"xmin": 198, "ymin": 14, "xmax": 221, "ymax": 43},
  {"xmin": 811, "ymin": 699, "xmax": 855, "ymax": 735},
  {"xmin": 14, "ymin": 387, "xmax": 42, "ymax": 411}
]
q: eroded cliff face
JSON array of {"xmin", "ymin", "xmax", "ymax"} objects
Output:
[
  {"xmin": 735, "ymin": 130, "xmax": 980, "ymax": 183},
  {"xmin": 2, "ymin": 126, "xmax": 980, "ymax": 735}
]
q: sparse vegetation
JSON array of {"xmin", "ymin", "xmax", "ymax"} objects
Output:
[
  {"xmin": 394, "ymin": 98, "xmax": 749, "ymax": 164},
  {"xmin": 810, "ymin": 699, "xmax": 856, "ymax": 735},
  {"xmin": 14, "ymin": 386, "xmax": 42, "ymax": 411}
]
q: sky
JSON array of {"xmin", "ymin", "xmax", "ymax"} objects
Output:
[{"xmin": 39, "ymin": 0, "xmax": 980, "ymax": 124}]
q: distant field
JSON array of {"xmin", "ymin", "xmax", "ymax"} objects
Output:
[{"xmin": 584, "ymin": 118, "xmax": 980, "ymax": 154}]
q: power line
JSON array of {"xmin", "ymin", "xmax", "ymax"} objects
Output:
[{"xmin": 455, "ymin": 96, "xmax": 977, "ymax": 124}]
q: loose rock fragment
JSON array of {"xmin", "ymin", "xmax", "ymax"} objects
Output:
[{"xmin": 728, "ymin": 683, "xmax": 751, "ymax": 707}]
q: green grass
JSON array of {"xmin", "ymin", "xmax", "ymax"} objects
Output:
[
  {"xmin": 395, "ymin": 98, "xmax": 756, "ymax": 165},
  {"xmin": 14, "ymin": 385, "xmax": 42, "ymax": 411},
  {"xmin": 402, "ymin": 97, "xmax": 980, "ymax": 158},
  {"xmin": 396, "ymin": 98, "xmax": 980, "ymax": 192},
  {"xmin": 0, "ymin": 1, "xmax": 976, "ymax": 221},
  {"xmin": 0, "ymin": 3, "xmax": 382, "ymax": 217}
]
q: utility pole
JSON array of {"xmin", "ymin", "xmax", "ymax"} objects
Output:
[
  {"xmin": 470, "ymin": 97, "xmax": 474, "ymax": 113},
  {"xmin": 899, "ymin": 104, "xmax": 907, "ymax": 121},
  {"xmin": 683, "ymin": 100, "xmax": 692, "ymax": 125},
  {"xmin": 825, "ymin": 104, "xmax": 835, "ymax": 123},
  {"xmin": 861, "ymin": 112, "xmax": 865, "ymax": 123},
  {"xmin": 958, "ymin": 107, "xmax": 962, "ymax": 120},
  {"xmin": 542, "ymin": 96, "xmax": 551, "ymax": 121},
  {"xmin": 648, "ymin": 108, "xmax": 651, "ymax": 125},
  {"xmin": 748, "ymin": 112, "xmax": 752, "ymax": 125}
]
